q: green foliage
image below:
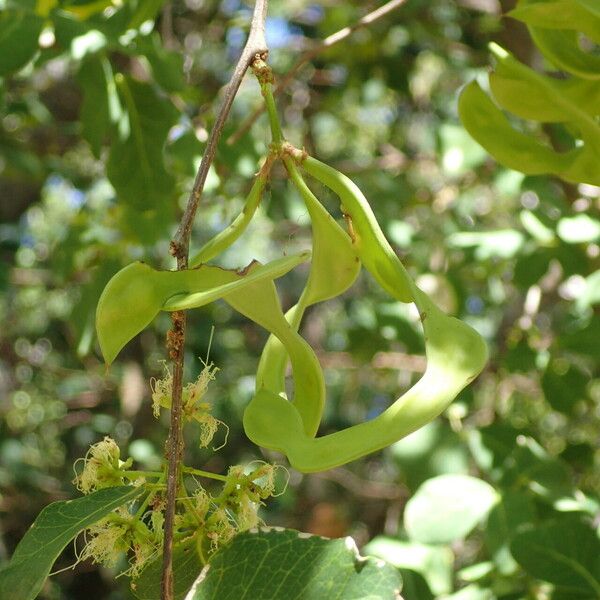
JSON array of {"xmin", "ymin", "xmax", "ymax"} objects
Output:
[
  {"xmin": 1, "ymin": 0, "xmax": 600, "ymax": 598},
  {"xmin": 403, "ymin": 475, "xmax": 497, "ymax": 544},
  {"xmin": 0, "ymin": 486, "xmax": 143, "ymax": 600},
  {"xmin": 187, "ymin": 528, "xmax": 402, "ymax": 600}
]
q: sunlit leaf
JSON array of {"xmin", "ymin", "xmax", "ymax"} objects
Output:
[{"xmin": 188, "ymin": 529, "xmax": 402, "ymax": 600}]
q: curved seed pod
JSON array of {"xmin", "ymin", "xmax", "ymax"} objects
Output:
[
  {"xmin": 255, "ymin": 157, "xmax": 360, "ymax": 400},
  {"xmin": 96, "ymin": 252, "xmax": 309, "ymax": 365},
  {"xmin": 189, "ymin": 157, "xmax": 274, "ymax": 268},
  {"xmin": 243, "ymin": 155, "xmax": 488, "ymax": 472},
  {"xmin": 218, "ymin": 270, "xmax": 326, "ymax": 437},
  {"xmin": 245, "ymin": 288, "xmax": 487, "ymax": 472},
  {"xmin": 294, "ymin": 155, "xmax": 413, "ymax": 303}
]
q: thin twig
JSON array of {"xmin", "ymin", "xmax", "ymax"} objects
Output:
[
  {"xmin": 161, "ymin": 2, "xmax": 269, "ymax": 598},
  {"xmin": 227, "ymin": 0, "xmax": 408, "ymax": 146},
  {"xmin": 171, "ymin": 0, "xmax": 269, "ymax": 263}
]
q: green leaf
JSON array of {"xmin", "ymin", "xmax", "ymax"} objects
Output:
[
  {"xmin": 500, "ymin": 436, "xmax": 574, "ymax": 504},
  {"xmin": 138, "ymin": 33, "xmax": 186, "ymax": 92},
  {"xmin": 509, "ymin": 1, "xmax": 600, "ymax": 44},
  {"xmin": 187, "ymin": 528, "xmax": 402, "ymax": 600},
  {"xmin": 133, "ymin": 539, "xmax": 201, "ymax": 600},
  {"xmin": 96, "ymin": 253, "xmax": 310, "ymax": 365},
  {"xmin": 510, "ymin": 518, "xmax": 600, "ymax": 596},
  {"xmin": 0, "ymin": 11, "xmax": 43, "ymax": 76},
  {"xmin": 529, "ymin": 27, "xmax": 600, "ymax": 80},
  {"xmin": 107, "ymin": 75, "xmax": 178, "ymax": 210},
  {"xmin": 77, "ymin": 54, "xmax": 120, "ymax": 157},
  {"xmin": 404, "ymin": 475, "xmax": 498, "ymax": 544},
  {"xmin": 0, "ymin": 486, "xmax": 143, "ymax": 600},
  {"xmin": 364, "ymin": 536, "xmax": 453, "ymax": 595},
  {"xmin": 489, "ymin": 44, "xmax": 600, "ymax": 121},
  {"xmin": 542, "ymin": 359, "xmax": 589, "ymax": 414},
  {"xmin": 485, "ymin": 492, "xmax": 536, "ymax": 575},
  {"xmin": 458, "ymin": 80, "xmax": 600, "ymax": 185}
]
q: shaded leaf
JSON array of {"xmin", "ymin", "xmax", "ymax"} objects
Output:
[
  {"xmin": 133, "ymin": 539, "xmax": 201, "ymax": 600},
  {"xmin": 510, "ymin": 518, "xmax": 600, "ymax": 596},
  {"xmin": 0, "ymin": 11, "xmax": 43, "ymax": 76},
  {"xmin": 107, "ymin": 76, "xmax": 178, "ymax": 210}
]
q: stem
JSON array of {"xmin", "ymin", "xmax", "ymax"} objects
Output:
[
  {"xmin": 182, "ymin": 466, "xmax": 229, "ymax": 482},
  {"xmin": 161, "ymin": 5, "xmax": 270, "ymax": 597},
  {"xmin": 228, "ymin": 0, "xmax": 408, "ymax": 145}
]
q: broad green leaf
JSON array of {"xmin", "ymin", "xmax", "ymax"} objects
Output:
[
  {"xmin": 529, "ymin": 28, "xmax": 600, "ymax": 80},
  {"xmin": 489, "ymin": 44, "xmax": 600, "ymax": 121},
  {"xmin": 77, "ymin": 54, "xmax": 120, "ymax": 157},
  {"xmin": 133, "ymin": 539, "xmax": 201, "ymax": 600},
  {"xmin": 364, "ymin": 537, "xmax": 453, "ymax": 595},
  {"xmin": 96, "ymin": 253, "xmax": 309, "ymax": 365},
  {"xmin": 510, "ymin": 518, "xmax": 600, "ymax": 596},
  {"xmin": 404, "ymin": 475, "xmax": 498, "ymax": 544},
  {"xmin": 138, "ymin": 33, "xmax": 186, "ymax": 92},
  {"xmin": 509, "ymin": 1, "xmax": 600, "ymax": 43},
  {"xmin": 485, "ymin": 492, "xmax": 536, "ymax": 575},
  {"xmin": 499, "ymin": 436, "xmax": 574, "ymax": 504},
  {"xmin": 187, "ymin": 529, "xmax": 402, "ymax": 600},
  {"xmin": 458, "ymin": 81, "xmax": 600, "ymax": 185},
  {"xmin": 107, "ymin": 76, "xmax": 178, "ymax": 210},
  {"xmin": 0, "ymin": 486, "xmax": 142, "ymax": 600},
  {"xmin": 542, "ymin": 360, "xmax": 589, "ymax": 414},
  {"xmin": 0, "ymin": 11, "xmax": 43, "ymax": 76}
]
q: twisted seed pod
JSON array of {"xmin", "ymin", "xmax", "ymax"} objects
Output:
[
  {"xmin": 189, "ymin": 157, "xmax": 274, "ymax": 268},
  {"xmin": 255, "ymin": 156, "xmax": 360, "ymax": 408},
  {"xmin": 96, "ymin": 253, "xmax": 309, "ymax": 365},
  {"xmin": 243, "ymin": 156, "xmax": 488, "ymax": 472}
]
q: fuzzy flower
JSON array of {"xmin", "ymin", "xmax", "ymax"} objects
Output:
[
  {"xmin": 74, "ymin": 437, "xmax": 130, "ymax": 494},
  {"xmin": 152, "ymin": 361, "xmax": 226, "ymax": 448},
  {"xmin": 79, "ymin": 507, "xmax": 132, "ymax": 567},
  {"xmin": 205, "ymin": 508, "xmax": 236, "ymax": 550}
]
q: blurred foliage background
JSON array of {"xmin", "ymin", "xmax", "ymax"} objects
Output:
[{"xmin": 0, "ymin": 0, "xmax": 599, "ymax": 598}]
